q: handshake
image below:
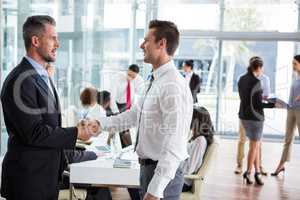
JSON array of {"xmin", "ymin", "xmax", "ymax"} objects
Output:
[{"xmin": 76, "ymin": 119, "xmax": 101, "ymax": 141}]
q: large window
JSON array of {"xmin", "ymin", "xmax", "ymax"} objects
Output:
[
  {"xmin": 220, "ymin": 41, "xmax": 299, "ymax": 136},
  {"xmin": 1, "ymin": 0, "xmax": 300, "ymax": 155},
  {"xmin": 224, "ymin": 0, "xmax": 298, "ymax": 32}
]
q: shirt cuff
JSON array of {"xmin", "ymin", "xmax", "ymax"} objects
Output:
[{"xmin": 147, "ymin": 173, "xmax": 171, "ymax": 198}]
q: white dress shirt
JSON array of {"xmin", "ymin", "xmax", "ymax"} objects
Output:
[
  {"xmin": 98, "ymin": 60, "xmax": 193, "ymax": 198},
  {"xmin": 181, "ymin": 136, "xmax": 207, "ymax": 186},
  {"xmin": 114, "ymin": 72, "xmax": 144, "ymax": 103},
  {"xmin": 258, "ymin": 74, "xmax": 270, "ymax": 98},
  {"xmin": 83, "ymin": 104, "xmax": 106, "ymax": 119}
]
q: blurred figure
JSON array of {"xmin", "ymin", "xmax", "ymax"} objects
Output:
[
  {"xmin": 238, "ymin": 56, "xmax": 275, "ymax": 186},
  {"xmin": 272, "ymin": 55, "xmax": 300, "ymax": 176},
  {"xmin": 97, "ymin": 90, "xmax": 112, "ymax": 114},
  {"xmin": 80, "ymin": 87, "xmax": 105, "ymax": 118},
  {"xmin": 182, "ymin": 60, "xmax": 202, "ymax": 103},
  {"xmin": 235, "ymin": 68, "xmax": 271, "ymax": 175},
  {"xmin": 181, "ymin": 106, "xmax": 214, "ymax": 192},
  {"xmin": 114, "ymin": 64, "xmax": 143, "ymax": 148}
]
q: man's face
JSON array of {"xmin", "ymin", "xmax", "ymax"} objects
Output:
[
  {"xmin": 293, "ymin": 59, "xmax": 300, "ymax": 73},
  {"xmin": 127, "ymin": 70, "xmax": 138, "ymax": 80},
  {"xmin": 36, "ymin": 24, "xmax": 59, "ymax": 63},
  {"xmin": 140, "ymin": 28, "xmax": 161, "ymax": 64},
  {"xmin": 183, "ymin": 64, "xmax": 191, "ymax": 73}
]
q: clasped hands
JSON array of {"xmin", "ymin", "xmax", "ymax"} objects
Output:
[{"xmin": 77, "ymin": 119, "xmax": 101, "ymax": 141}]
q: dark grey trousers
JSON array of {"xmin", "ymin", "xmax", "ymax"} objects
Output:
[{"xmin": 140, "ymin": 164, "xmax": 184, "ymax": 200}]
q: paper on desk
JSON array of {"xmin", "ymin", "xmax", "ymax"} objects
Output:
[{"xmin": 119, "ymin": 151, "xmax": 138, "ymax": 161}]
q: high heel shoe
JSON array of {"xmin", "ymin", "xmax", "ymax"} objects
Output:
[
  {"xmin": 254, "ymin": 172, "xmax": 264, "ymax": 185},
  {"xmin": 271, "ymin": 167, "xmax": 285, "ymax": 176},
  {"xmin": 243, "ymin": 171, "xmax": 253, "ymax": 185}
]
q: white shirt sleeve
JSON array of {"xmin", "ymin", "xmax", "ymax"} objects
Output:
[
  {"xmin": 183, "ymin": 136, "xmax": 207, "ymax": 175},
  {"xmin": 97, "ymin": 105, "xmax": 138, "ymax": 133}
]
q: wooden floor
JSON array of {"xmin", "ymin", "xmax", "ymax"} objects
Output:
[{"xmin": 111, "ymin": 138, "xmax": 300, "ymax": 200}]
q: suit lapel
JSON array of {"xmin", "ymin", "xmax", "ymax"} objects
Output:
[
  {"xmin": 21, "ymin": 58, "xmax": 58, "ymax": 109},
  {"xmin": 189, "ymin": 73, "xmax": 195, "ymax": 89},
  {"xmin": 49, "ymin": 78, "xmax": 60, "ymax": 110},
  {"xmin": 35, "ymin": 74, "xmax": 58, "ymax": 105}
]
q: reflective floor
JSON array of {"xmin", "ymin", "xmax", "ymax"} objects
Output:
[{"xmin": 112, "ymin": 138, "xmax": 300, "ymax": 200}]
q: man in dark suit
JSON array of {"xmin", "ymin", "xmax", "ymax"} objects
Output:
[
  {"xmin": 0, "ymin": 15, "xmax": 94, "ymax": 200},
  {"xmin": 183, "ymin": 60, "xmax": 202, "ymax": 103}
]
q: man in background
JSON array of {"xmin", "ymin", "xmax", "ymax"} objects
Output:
[
  {"xmin": 182, "ymin": 60, "xmax": 202, "ymax": 103},
  {"xmin": 114, "ymin": 64, "xmax": 143, "ymax": 148}
]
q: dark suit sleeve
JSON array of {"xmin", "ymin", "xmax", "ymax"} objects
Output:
[
  {"xmin": 64, "ymin": 150, "xmax": 97, "ymax": 164},
  {"xmin": 252, "ymin": 81, "xmax": 274, "ymax": 110},
  {"xmin": 195, "ymin": 75, "xmax": 202, "ymax": 93},
  {"xmin": 2, "ymin": 77, "xmax": 77, "ymax": 149}
]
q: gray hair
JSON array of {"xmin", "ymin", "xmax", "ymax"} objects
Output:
[{"xmin": 23, "ymin": 15, "xmax": 56, "ymax": 51}]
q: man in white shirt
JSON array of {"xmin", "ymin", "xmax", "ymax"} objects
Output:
[
  {"xmin": 95, "ymin": 20, "xmax": 193, "ymax": 200},
  {"xmin": 113, "ymin": 64, "xmax": 143, "ymax": 148}
]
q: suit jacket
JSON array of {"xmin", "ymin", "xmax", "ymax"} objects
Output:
[
  {"xmin": 189, "ymin": 73, "xmax": 202, "ymax": 103},
  {"xmin": 0, "ymin": 58, "xmax": 78, "ymax": 200},
  {"xmin": 238, "ymin": 72, "xmax": 274, "ymax": 121}
]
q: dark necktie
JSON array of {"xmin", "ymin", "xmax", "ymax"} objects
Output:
[{"xmin": 134, "ymin": 75, "xmax": 154, "ymax": 151}]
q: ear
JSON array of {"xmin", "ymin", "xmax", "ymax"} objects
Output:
[
  {"xmin": 158, "ymin": 38, "xmax": 167, "ymax": 50},
  {"xmin": 31, "ymin": 35, "xmax": 40, "ymax": 48}
]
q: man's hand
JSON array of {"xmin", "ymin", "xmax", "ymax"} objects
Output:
[
  {"xmin": 143, "ymin": 193, "xmax": 159, "ymax": 200},
  {"xmin": 76, "ymin": 120, "xmax": 92, "ymax": 141},
  {"xmin": 275, "ymin": 102, "xmax": 284, "ymax": 108}
]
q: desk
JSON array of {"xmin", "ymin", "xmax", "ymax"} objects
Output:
[
  {"xmin": 70, "ymin": 158, "xmax": 140, "ymax": 187},
  {"xmin": 69, "ymin": 136, "xmax": 140, "ymax": 200}
]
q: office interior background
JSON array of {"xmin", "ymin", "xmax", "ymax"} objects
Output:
[{"xmin": 1, "ymin": 0, "xmax": 300, "ymax": 155}]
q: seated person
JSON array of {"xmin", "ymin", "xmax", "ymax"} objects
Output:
[
  {"xmin": 80, "ymin": 89, "xmax": 140, "ymax": 200},
  {"xmin": 97, "ymin": 90, "xmax": 115, "ymax": 117},
  {"xmin": 181, "ymin": 106, "xmax": 214, "ymax": 192},
  {"xmin": 97, "ymin": 90, "xmax": 114, "ymax": 116},
  {"xmin": 80, "ymin": 87, "xmax": 105, "ymax": 119}
]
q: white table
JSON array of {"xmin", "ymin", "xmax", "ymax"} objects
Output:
[
  {"xmin": 69, "ymin": 136, "xmax": 140, "ymax": 200},
  {"xmin": 70, "ymin": 158, "xmax": 140, "ymax": 187}
]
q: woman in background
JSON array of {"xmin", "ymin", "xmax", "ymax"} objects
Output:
[
  {"xmin": 181, "ymin": 106, "xmax": 214, "ymax": 192},
  {"xmin": 238, "ymin": 56, "xmax": 275, "ymax": 186},
  {"xmin": 272, "ymin": 55, "xmax": 300, "ymax": 176}
]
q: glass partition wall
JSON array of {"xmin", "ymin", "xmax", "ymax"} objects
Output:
[{"xmin": 1, "ymin": 0, "xmax": 300, "ymax": 154}]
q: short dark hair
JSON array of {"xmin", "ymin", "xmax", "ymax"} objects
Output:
[
  {"xmin": 247, "ymin": 56, "xmax": 263, "ymax": 73},
  {"xmin": 148, "ymin": 20, "xmax": 179, "ymax": 56},
  {"xmin": 294, "ymin": 55, "xmax": 300, "ymax": 63},
  {"xmin": 128, "ymin": 64, "xmax": 139, "ymax": 73},
  {"xmin": 23, "ymin": 15, "xmax": 56, "ymax": 51},
  {"xmin": 80, "ymin": 87, "xmax": 98, "ymax": 106},
  {"xmin": 184, "ymin": 60, "xmax": 194, "ymax": 69},
  {"xmin": 97, "ymin": 91, "xmax": 111, "ymax": 106}
]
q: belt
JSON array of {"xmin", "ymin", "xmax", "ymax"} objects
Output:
[{"xmin": 138, "ymin": 158, "xmax": 158, "ymax": 166}]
